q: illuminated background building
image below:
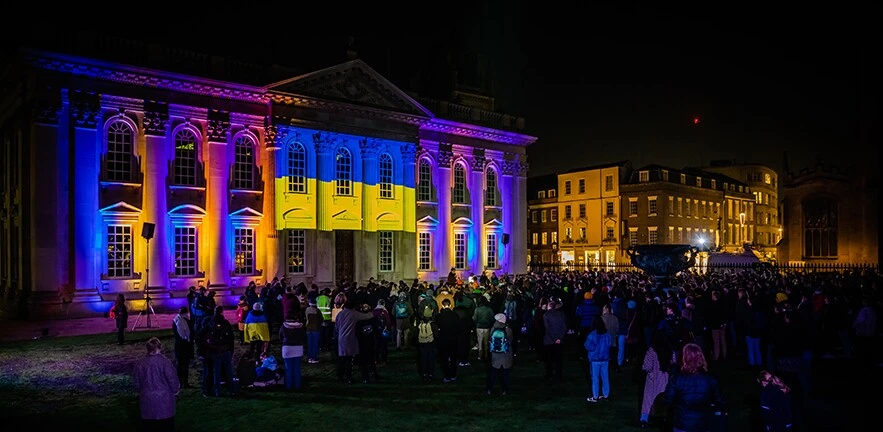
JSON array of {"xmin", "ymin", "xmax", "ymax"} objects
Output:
[
  {"xmin": 526, "ymin": 174, "xmax": 559, "ymax": 267},
  {"xmin": 0, "ymin": 49, "xmax": 534, "ymax": 317}
]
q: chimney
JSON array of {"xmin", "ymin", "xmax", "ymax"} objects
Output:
[{"xmin": 346, "ymin": 36, "xmax": 357, "ymax": 60}]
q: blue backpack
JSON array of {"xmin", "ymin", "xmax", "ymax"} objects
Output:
[{"xmin": 489, "ymin": 328, "xmax": 509, "ymax": 353}]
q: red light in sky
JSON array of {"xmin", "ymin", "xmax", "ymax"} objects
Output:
[{"xmin": 693, "ymin": 117, "xmax": 700, "ymax": 125}]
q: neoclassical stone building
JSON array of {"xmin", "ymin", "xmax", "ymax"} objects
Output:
[{"xmin": 0, "ymin": 49, "xmax": 534, "ymax": 317}]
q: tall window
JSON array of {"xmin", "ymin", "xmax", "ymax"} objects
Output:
[
  {"xmin": 649, "ymin": 198, "xmax": 658, "ymax": 215},
  {"xmin": 106, "ymin": 121, "xmax": 134, "ymax": 182},
  {"xmin": 417, "ymin": 159, "xmax": 432, "ymax": 201},
  {"xmin": 531, "ymin": 211, "xmax": 537, "ymax": 223},
  {"xmin": 233, "ymin": 136, "xmax": 255, "ymax": 189},
  {"xmin": 335, "ymin": 147, "xmax": 352, "ymax": 195},
  {"xmin": 542, "ymin": 210, "xmax": 547, "ymax": 223},
  {"xmin": 173, "ymin": 129, "xmax": 198, "ymax": 185},
  {"xmin": 649, "ymin": 228, "xmax": 658, "ymax": 245},
  {"xmin": 287, "ymin": 229, "xmax": 305, "ymax": 273},
  {"xmin": 606, "ymin": 202, "xmax": 614, "ymax": 217},
  {"xmin": 579, "ymin": 204, "xmax": 586, "ymax": 218},
  {"xmin": 532, "ymin": 232, "xmax": 538, "ymax": 245},
  {"xmin": 542, "ymin": 232, "xmax": 548, "ymax": 245},
  {"xmin": 579, "ymin": 227, "xmax": 586, "ymax": 239},
  {"xmin": 804, "ymin": 198, "xmax": 838, "ymax": 258},
  {"xmin": 379, "ymin": 153, "xmax": 393, "ymax": 198},
  {"xmin": 578, "ymin": 178, "xmax": 586, "ymax": 193},
  {"xmin": 107, "ymin": 225, "xmax": 132, "ymax": 278},
  {"xmin": 234, "ymin": 228, "xmax": 254, "ymax": 275},
  {"xmin": 418, "ymin": 232, "xmax": 432, "ymax": 271},
  {"xmin": 629, "ymin": 230, "xmax": 638, "ymax": 246},
  {"xmin": 564, "ymin": 181, "xmax": 571, "ymax": 195},
  {"xmin": 551, "ymin": 232, "xmax": 558, "ymax": 243},
  {"xmin": 453, "ymin": 164, "xmax": 467, "ymax": 203},
  {"xmin": 605, "ymin": 175, "xmax": 614, "ymax": 191},
  {"xmin": 379, "ymin": 231, "xmax": 393, "ymax": 272},
  {"xmin": 287, "ymin": 142, "xmax": 306, "ymax": 193},
  {"xmin": 485, "ymin": 168, "xmax": 497, "ymax": 206},
  {"xmin": 486, "ymin": 233, "xmax": 497, "ymax": 268},
  {"xmin": 551, "ymin": 208, "xmax": 558, "ymax": 221},
  {"xmin": 668, "ymin": 196, "xmax": 674, "ymax": 215},
  {"xmin": 565, "ymin": 205, "xmax": 572, "ymax": 219},
  {"xmin": 565, "ymin": 227, "xmax": 572, "ymax": 240},
  {"xmin": 629, "ymin": 200, "xmax": 638, "ymax": 216},
  {"xmin": 454, "ymin": 233, "xmax": 467, "ymax": 269},
  {"xmin": 607, "ymin": 228, "xmax": 615, "ymax": 240},
  {"xmin": 174, "ymin": 226, "xmax": 197, "ymax": 276}
]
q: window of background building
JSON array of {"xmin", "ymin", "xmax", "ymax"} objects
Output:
[
  {"xmin": 107, "ymin": 224, "xmax": 132, "ymax": 278},
  {"xmin": 662, "ymin": 170, "xmax": 669, "ymax": 181},
  {"xmin": 696, "ymin": 177, "xmax": 702, "ymax": 187},
  {"xmin": 234, "ymin": 136, "xmax": 256, "ymax": 190},
  {"xmin": 607, "ymin": 227, "xmax": 615, "ymax": 240},
  {"xmin": 542, "ymin": 210, "xmax": 547, "ymax": 223},
  {"xmin": 606, "ymin": 201, "xmax": 615, "ymax": 216},
  {"xmin": 379, "ymin": 231, "xmax": 394, "ymax": 272},
  {"xmin": 379, "ymin": 153, "xmax": 394, "ymax": 199},
  {"xmin": 680, "ymin": 174, "xmax": 686, "ymax": 184},
  {"xmin": 486, "ymin": 233, "xmax": 497, "ymax": 268},
  {"xmin": 335, "ymin": 147, "xmax": 352, "ymax": 195},
  {"xmin": 174, "ymin": 129, "xmax": 198, "ymax": 186},
  {"xmin": 685, "ymin": 199, "xmax": 692, "ymax": 217},
  {"xmin": 552, "ymin": 232, "xmax": 558, "ymax": 243},
  {"xmin": 649, "ymin": 227, "xmax": 658, "ymax": 244},
  {"xmin": 639, "ymin": 171, "xmax": 649, "ymax": 182},
  {"xmin": 629, "ymin": 200, "xmax": 638, "ymax": 216},
  {"xmin": 579, "ymin": 204, "xmax": 586, "ymax": 218},
  {"xmin": 579, "ymin": 227, "xmax": 586, "ymax": 239},
  {"xmin": 578, "ymin": 178, "xmax": 586, "ymax": 193},
  {"xmin": 287, "ymin": 229, "xmax": 305, "ymax": 274},
  {"xmin": 765, "ymin": 194, "xmax": 770, "ymax": 205},
  {"xmin": 418, "ymin": 159, "xmax": 432, "ymax": 201},
  {"xmin": 542, "ymin": 232, "xmax": 548, "ymax": 245},
  {"xmin": 287, "ymin": 141, "xmax": 306, "ymax": 193},
  {"xmin": 804, "ymin": 198, "xmax": 838, "ymax": 258},
  {"xmin": 454, "ymin": 233, "xmax": 467, "ymax": 269},
  {"xmin": 605, "ymin": 175, "xmax": 614, "ymax": 191},
  {"xmin": 234, "ymin": 227, "xmax": 255, "ymax": 275},
  {"xmin": 711, "ymin": 179, "xmax": 716, "ymax": 189},
  {"xmin": 565, "ymin": 205, "xmax": 572, "ymax": 219},
  {"xmin": 629, "ymin": 230, "xmax": 638, "ymax": 246},
  {"xmin": 174, "ymin": 226, "xmax": 197, "ymax": 276},
  {"xmin": 668, "ymin": 196, "xmax": 674, "ymax": 215},
  {"xmin": 549, "ymin": 189, "xmax": 556, "ymax": 198},
  {"xmin": 678, "ymin": 227, "xmax": 683, "ymax": 243},
  {"xmin": 564, "ymin": 181, "xmax": 571, "ymax": 195},
  {"xmin": 532, "ymin": 232, "xmax": 538, "ymax": 245},
  {"xmin": 418, "ymin": 232, "xmax": 431, "ymax": 271},
  {"xmin": 532, "ymin": 211, "xmax": 538, "ymax": 223},
  {"xmin": 565, "ymin": 227, "xmax": 572, "ymax": 240},
  {"xmin": 538, "ymin": 191, "xmax": 546, "ymax": 199},
  {"xmin": 668, "ymin": 226, "xmax": 674, "ymax": 243},
  {"xmin": 649, "ymin": 198, "xmax": 657, "ymax": 215},
  {"xmin": 551, "ymin": 208, "xmax": 558, "ymax": 221},
  {"xmin": 764, "ymin": 173, "xmax": 772, "ymax": 184}
]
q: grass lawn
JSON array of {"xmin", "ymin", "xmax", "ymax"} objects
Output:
[{"xmin": 0, "ymin": 329, "xmax": 874, "ymax": 431}]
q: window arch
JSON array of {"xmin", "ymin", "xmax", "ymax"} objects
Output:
[
  {"xmin": 379, "ymin": 153, "xmax": 394, "ymax": 199},
  {"xmin": 287, "ymin": 141, "xmax": 306, "ymax": 193},
  {"xmin": 417, "ymin": 158, "xmax": 433, "ymax": 202},
  {"xmin": 803, "ymin": 198, "xmax": 838, "ymax": 258},
  {"xmin": 233, "ymin": 135, "xmax": 255, "ymax": 189},
  {"xmin": 485, "ymin": 167, "xmax": 498, "ymax": 206},
  {"xmin": 453, "ymin": 162, "xmax": 468, "ymax": 204},
  {"xmin": 106, "ymin": 120, "xmax": 134, "ymax": 181},
  {"xmin": 173, "ymin": 128, "xmax": 199, "ymax": 185},
  {"xmin": 335, "ymin": 146, "xmax": 352, "ymax": 195}
]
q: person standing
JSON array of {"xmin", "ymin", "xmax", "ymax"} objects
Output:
[
  {"xmin": 133, "ymin": 337, "xmax": 179, "ymax": 431},
  {"xmin": 639, "ymin": 334, "xmax": 675, "ymax": 428},
  {"xmin": 437, "ymin": 298, "xmax": 462, "ymax": 382},
  {"xmin": 486, "ymin": 313, "xmax": 514, "ymax": 395},
  {"xmin": 663, "ymin": 343, "xmax": 726, "ymax": 432},
  {"xmin": 543, "ymin": 298, "xmax": 567, "ymax": 381},
  {"xmin": 473, "ymin": 296, "xmax": 496, "ymax": 362},
  {"xmin": 757, "ymin": 370, "xmax": 793, "ymax": 432},
  {"xmin": 316, "ymin": 288, "xmax": 333, "ymax": 352},
  {"xmin": 279, "ymin": 315, "xmax": 306, "ymax": 390},
  {"xmin": 416, "ymin": 307, "xmax": 439, "ymax": 382},
  {"xmin": 393, "ymin": 292, "xmax": 414, "ymax": 350},
  {"xmin": 585, "ymin": 315, "xmax": 613, "ymax": 403},
  {"xmin": 304, "ymin": 299, "xmax": 322, "ymax": 364},
  {"xmin": 171, "ymin": 306, "xmax": 193, "ymax": 388},
  {"xmin": 335, "ymin": 300, "xmax": 376, "ymax": 384},
  {"xmin": 205, "ymin": 306, "xmax": 236, "ymax": 397},
  {"xmin": 112, "ymin": 294, "xmax": 128, "ymax": 345}
]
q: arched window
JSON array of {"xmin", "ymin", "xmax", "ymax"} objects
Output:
[
  {"xmin": 453, "ymin": 163, "xmax": 467, "ymax": 204},
  {"xmin": 233, "ymin": 135, "xmax": 255, "ymax": 189},
  {"xmin": 173, "ymin": 129, "xmax": 198, "ymax": 185},
  {"xmin": 485, "ymin": 167, "xmax": 497, "ymax": 206},
  {"xmin": 106, "ymin": 120, "xmax": 134, "ymax": 181},
  {"xmin": 417, "ymin": 158, "xmax": 433, "ymax": 202},
  {"xmin": 335, "ymin": 147, "xmax": 352, "ymax": 195},
  {"xmin": 379, "ymin": 153, "xmax": 393, "ymax": 199},
  {"xmin": 287, "ymin": 141, "xmax": 306, "ymax": 193},
  {"xmin": 803, "ymin": 198, "xmax": 838, "ymax": 258}
]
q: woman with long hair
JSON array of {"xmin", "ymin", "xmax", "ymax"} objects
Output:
[
  {"xmin": 663, "ymin": 343, "xmax": 726, "ymax": 432},
  {"xmin": 640, "ymin": 333, "xmax": 675, "ymax": 428},
  {"xmin": 757, "ymin": 370, "xmax": 793, "ymax": 431}
]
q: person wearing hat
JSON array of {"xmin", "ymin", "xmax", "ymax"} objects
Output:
[
  {"xmin": 487, "ymin": 313, "xmax": 514, "ymax": 395},
  {"xmin": 244, "ymin": 302, "xmax": 271, "ymax": 359}
]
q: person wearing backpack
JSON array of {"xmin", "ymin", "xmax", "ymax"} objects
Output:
[
  {"xmin": 393, "ymin": 293, "xmax": 414, "ymax": 350},
  {"xmin": 473, "ymin": 296, "xmax": 496, "ymax": 362},
  {"xmin": 486, "ymin": 313, "xmax": 514, "ymax": 395},
  {"xmin": 417, "ymin": 307, "xmax": 439, "ymax": 382}
]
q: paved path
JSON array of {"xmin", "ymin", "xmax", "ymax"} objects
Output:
[{"xmin": 0, "ymin": 310, "xmax": 238, "ymax": 343}]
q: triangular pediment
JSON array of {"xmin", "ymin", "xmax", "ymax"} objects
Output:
[
  {"xmin": 267, "ymin": 59, "xmax": 433, "ymax": 117},
  {"xmin": 229, "ymin": 207, "xmax": 263, "ymax": 218},
  {"xmin": 99, "ymin": 201, "xmax": 142, "ymax": 214},
  {"xmin": 484, "ymin": 218, "xmax": 504, "ymax": 228},
  {"xmin": 332, "ymin": 210, "xmax": 359, "ymax": 221},
  {"xmin": 417, "ymin": 215, "xmax": 440, "ymax": 226}
]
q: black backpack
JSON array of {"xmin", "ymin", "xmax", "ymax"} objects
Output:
[{"xmin": 205, "ymin": 322, "xmax": 228, "ymax": 352}]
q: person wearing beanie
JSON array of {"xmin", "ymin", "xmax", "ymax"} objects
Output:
[
  {"xmin": 279, "ymin": 315, "xmax": 306, "ymax": 390},
  {"xmin": 487, "ymin": 313, "xmax": 514, "ymax": 395},
  {"xmin": 245, "ymin": 302, "xmax": 271, "ymax": 359}
]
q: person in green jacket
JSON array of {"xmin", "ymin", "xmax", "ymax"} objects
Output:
[{"xmin": 473, "ymin": 296, "xmax": 496, "ymax": 361}]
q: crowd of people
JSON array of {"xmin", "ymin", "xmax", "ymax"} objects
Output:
[{"xmin": 130, "ymin": 264, "xmax": 881, "ymax": 431}]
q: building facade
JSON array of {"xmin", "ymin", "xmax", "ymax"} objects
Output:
[
  {"xmin": 527, "ymin": 174, "xmax": 559, "ymax": 268},
  {"xmin": 620, "ymin": 165, "xmax": 753, "ymax": 260},
  {"xmin": 557, "ymin": 161, "xmax": 632, "ymax": 268},
  {"xmin": 778, "ymin": 163, "xmax": 878, "ymax": 265},
  {"xmin": 701, "ymin": 161, "xmax": 782, "ymax": 261},
  {"xmin": 0, "ymin": 50, "xmax": 534, "ymax": 317}
]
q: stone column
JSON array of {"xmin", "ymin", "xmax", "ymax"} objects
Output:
[
  {"xmin": 434, "ymin": 146, "xmax": 453, "ymax": 277},
  {"xmin": 470, "ymin": 150, "xmax": 487, "ymax": 273},
  {"xmin": 313, "ymin": 132, "xmax": 336, "ymax": 285},
  {"xmin": 142, "ymin": 105, "xmax": 170, "ymax": 291},
  {"xmin": 71, "ymin": 93, "xmax": 101, "ymax": 293},
  {"xmin": 206, "ymin": 117, "xmax": 231, "ymax": 287},
  {"xmin": 263, "ymin": 118, "xmax": 282, "ymax": 280}
]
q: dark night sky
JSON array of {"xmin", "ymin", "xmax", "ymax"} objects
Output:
[{"xmin": 6, "ymin": 2, "xmax": 878, "ymax": 178}]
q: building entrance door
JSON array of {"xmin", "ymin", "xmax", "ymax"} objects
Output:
[{"xmin": 335, "ymin": 230, "xmax": 354, "ymax": 286}]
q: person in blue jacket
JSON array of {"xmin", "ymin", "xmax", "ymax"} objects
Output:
[{"xmin": 585, "ymin": 315, "xmax": 612, "ymax": 403}]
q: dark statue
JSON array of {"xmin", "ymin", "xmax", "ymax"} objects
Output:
[{"xmin": 626, "ymin": 244, "xmax": 698, "ymax": 291}]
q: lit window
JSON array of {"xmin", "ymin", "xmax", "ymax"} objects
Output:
[
  {"xmin": 538, "ymin": 191, "xmax": 546, "ymax": 199},
  {"xmin": 649, "ymin": 228, "xmax": 658, "ymax": 245},
  {"xmin": 629, "ymin": 230, "xmax": 638, "ymax": 246},
  {"xmin": 453, "ymin": 164, "xmax": 467, "ymax": 203},
  {"xmin": 606, "ymin": 228, "xmax": 615, "ymax": 240},
  {"xmin": 106, "ymin": 121, "xmax": 134, "ymax": 182},
  {"xmin": 454, "ymin": 233, "xmax": 467, "ymax": 269},
  {"xmin": 173, "ymin": 129, "xmax": 198, "ymax": 186},
  {"xmin": 233, "ymin": 136, "xmax": 255, "ymax": 189},
  {"xmin": 174, "ymin": 226, "xmax": 197, "ymax": 276},
  {"xmin": 287, "ymin": 142, "xmax": 306, "ymax": 193},
  {"xmin": 649, "ymin": 198, "xmax": 658, "ymax": 215},
  {"xmin": 287, "ymin": 229, "xmax": 305, "ymax": 274},
  {"xmin": 541, "ymin": 232, "xmax": 548, "ymax": 245},
  {"xmin": 106, "ymin": 225, "xmax": 132, "ymax": 278},
  {"xmin": 564, "ymin": 181, "xmax": 572, "ymax": 195},
  {"xmin": 764, "ymin": 173, "xmax": 772, "ymax": 184},
  {"xmin": 629, "ymin": 200, "xmax": 638, "ymax": 216},
  {"xmin": 579, "ymin": 227, "xmax": 586, "ymax": 240},
  {"xmin": 379, "ymin": 153, "xmax": 394, "ymax": 199},
  {"xmin": 565, "ymin": 227, "xmax": 572, "ymax": 240},
  {"xmin": 551, "ymin": 209, "xmax": 558, "ymax": 221},
  {"xmin": 542, "ymin": 210, "xmax": 547, "ymax": 223},
  {"xmin": 234, "ymin": 228, "xmax": 254, "ymax": 275},
  {"xmin": 680, "ymin": 174, "xmax": 686, "ymax": 184},
  {"xmin": 549, "ymin": 189, "xmax": 557, "ymax": 198},
  {"xmin": 552, "ymin": 232, "xmax": 558, "ymax": 243},
  {"xmin": 605, "ymin": 175, "xmax": 614, "ymax": 191},
  {"xmin": 379, "ymin": 231, "xmax": 393, "ymax": 272},
  {"xmin": 606, "ymin": 202, "xmax": 615, "ymax": 216},
  {"xmin": 417, "ymin": 159, "xmax": 432, "ymax": 201},
  {"xmin": 532, "ymin": 232, "xmax": 538, "ymax": 245},
  {"xmin": 335, "ymin": 147, "xmax": 352, "ymax": 195},
  {"xmin": 578, "ymin": 178, "xmax": 586, "ymax": 193},
  {"xmin": 639, "ymin": 171, "xmax": 649, "ymax": 182},
  {"xmin": 579, "ymin": 204, "xmax": 586, "ymax": 218},
  {"xmin": 418, "ymin": 232, "xmax": 432, "ymax": 271}
]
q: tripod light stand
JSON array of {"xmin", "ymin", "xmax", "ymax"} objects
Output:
[{"xmin": 132, "ymin": 222, "xmax": 157, "ymax": 330}]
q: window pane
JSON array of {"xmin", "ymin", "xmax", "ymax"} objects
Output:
[
  {"xmin": 107, "ymin": 225, "xmax": 132, "ymax": 277},
  {"xmin": 418, "ymin": 159, "xmax": 433, "ymax": 201},
  {"xmin": 287, "ymin": 229, "xmax": 305, "ymax": 273},
  {"xmin": 379, "ymin": 231, "xmax": 394, "ymax": 272},
  {"xmin": 173, "ymin": 129, "xmax": 197, "ymax": 185},
  {"xmin": 234, "ymin": 228, "xmax": 255, "ymax": 275},
  {"xmin": 174, "ymin": 226, "xmax": 197, "ymax": 276}
]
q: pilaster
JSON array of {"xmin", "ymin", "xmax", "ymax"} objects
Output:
[
  {"xmin": 470, "ymin": 154, "xmax": 485, "ymax": 274},
  {"xmin": 314, "ymin": 132, "xmax": 336, "ymax": 232},
  {"xmin": 262, "ymin": 117, "xmax": 281, "ymax": 280},
  {"xmin": 435, "ymin": 145, "xmax": 453, "ymax": 276},
  {"xmin": 360, "ymin": 138, "xmax": 380, "ymax": 232},
  {"xmin": 401, "ymin": 144, "xmax": 417, "ymax": 233},
  {"xmin": 31, "ymin": 89, "xmax": 63, "ymax": 297},
  {"xmin": 206, "ymin": 113, "xmax": 231, "ymax": 287},
  {"xmin": 142, "ymin": 103, "xmax": 170, "ymax": 290},
  {"xmin": 71, "ymin": 92, "xmax": 100, "ymax": 292}
]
